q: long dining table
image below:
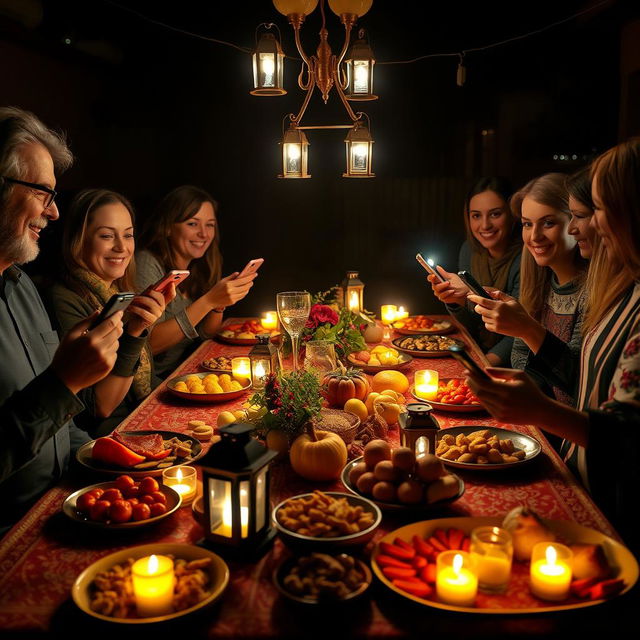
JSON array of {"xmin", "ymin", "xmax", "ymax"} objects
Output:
[{"xmin": 0, "ymin": 318, "xmax": 637, "ymax": 638}]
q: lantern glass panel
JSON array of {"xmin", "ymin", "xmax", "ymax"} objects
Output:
[
  {"xmin": 255, "ymin": 467, "xmax": 268, "ymax": 532},
  {"xmin": 353, "ymin": 60, "xmax": 369, "ymax": 94},
  {"xmin": 251, "ymin": 359, "xmax": 270, "ymax": 388},
  {"xmin": 259, "ymin": 53, "xmax": 276, "ymax": 88},
  {"xmin": 285, "ymin": 143, "xmax": 301, "ymax": 174},
  {"xmin": 208, "ymin": 477, "xmax": 233, "ymax": 538},
  {"xmin": 239, "ymin": 481, "xmax": 250, "ymax": 538},
  {"xmin": 351, "ymin": 143, "xmax": 368, "ymax": 171}
]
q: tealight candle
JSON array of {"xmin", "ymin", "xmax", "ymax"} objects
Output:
[
  {"xmin": 436, "ymin": 551, "xmax": 478, "ymax": 607},
  {"xmin": 162, "ymin": 465, "xmax": 197, "ymax": 504},
  {"xmin": 231, "ymin": 357, "xmax": 251, "ymax": 381},
  {"xmin": 131, "ymin": 554, "xmax": 175, "ymax": 617},
  {"xmin": 414, "ymin": 369, "xmax": 439, "ymax": 401},
  {"xmin": 380, "ymin": 304, "xmax": 398, "ymax": 325},
  {"xmin": 396, "ymin": 306, "xmax": 409, "ymax": 320},
  {"xmin": 217, "ymin": 489, "xmax": 249, "ymax": 538},
  {"xmin": 530, "ymin": 543, "xmax": 573, "ymax": 601},
  {"xmin": 470, "ymin": 526, "xmax": 513, "ymax": 593},
  {"xmin": 261, "ymin": 311, "xmax": 278, "ymax": 330}
]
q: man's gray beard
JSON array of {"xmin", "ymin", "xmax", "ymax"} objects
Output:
[{"xmin": 0, "ymin": 212, "xmax": 40, "ymax": 266}]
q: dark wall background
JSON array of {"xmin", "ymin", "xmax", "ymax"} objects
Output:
[{"xmin": 1, "ymin": 0, "xmax": 638, "ymax": 316}]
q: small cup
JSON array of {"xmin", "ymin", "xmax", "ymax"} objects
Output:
[{"xmin": 470, "ymin": 526, "xmax": 513, "ymax": 594}]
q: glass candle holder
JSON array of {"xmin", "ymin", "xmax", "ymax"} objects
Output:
[
  {"xmin": 162, "ymin": 465, "xmax": 197, "ymax": 505},
  {"xmin": 436, "ymin": 550, "xmax": 478, "ymax": 607},
  {"xmin": 231, "ymin": 357, "xmax": 252, "ymax": 382},
  {"xmin": 380, "ymin": 304, "xmax": 398, "ymax": 325},
  {"xmin": 260, "ymin": 311, "xmax": 278, "ymax": 330},
  {"xmin": 530, "ymin": 542, "xmax": 573, "ymax": 601},
  {"xmin": 131, "ymin": 554, "xmax": 175, "ymax": 617},
  {"xmin": 470, "ymin": 526, "xmax": 513, "ymax": 593},
  {"xmin": 396, "ymin": 306, "xmax": 409, "ymax": 320},
  {"xmin": 414, "ymin": 370, "xmax": 439, "ymax": 401}
]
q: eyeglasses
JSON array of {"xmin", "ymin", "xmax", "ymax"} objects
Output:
[{"xmin": 1, "ymin": 176, "xmax": 57, "ymax": 209}]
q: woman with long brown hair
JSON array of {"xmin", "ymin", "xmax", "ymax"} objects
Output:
[
  {"xmin": 465, "ymin": 139, "xmax": 640, "ymax": 548},
  {"xmin": 49, "ymin": 189, "xmax": 169, "ymax": 436},
  {"xmin": 136, "ymin": 185, "xmax": 256, "ymax": 377},
  {"xmin": 469, "ymin": 173, "xmax": 587, "ymax": 405}
]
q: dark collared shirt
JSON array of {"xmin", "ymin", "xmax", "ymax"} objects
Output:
[{"xmin": 0, "ymin": 266, "xmax": 86, "ymax": 532}]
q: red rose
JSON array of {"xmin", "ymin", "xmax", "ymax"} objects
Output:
[{"xmin": 306, "ymin": 304, "xmax": 339, "ymax": 328}]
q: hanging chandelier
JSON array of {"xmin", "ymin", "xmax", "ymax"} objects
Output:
[{"xmin": 251, "ymin": 0, "xmax": 377, "ymax": 179}]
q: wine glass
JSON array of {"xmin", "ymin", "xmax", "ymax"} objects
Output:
[{"xmin": 276, "ymin": 291, "xmax": 311, "ymax": 373}]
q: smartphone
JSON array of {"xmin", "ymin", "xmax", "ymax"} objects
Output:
[
  {"xmin": 150, "ymin": 270, "xmax": 190, "ymax": 294},
  {"xmin": 457, "ymin": 270, "xmax": 490, "ymax": 299},
  {"xmin": 416, "ymin": 253, "xmax": 447, "ymax": 283},
  {"xmin": 89, "ymin": 292, "xmax": 135, "ymax": 330},
  {"xmin": 236, "ymin": 258, "xmax": 264, "ymax": 279},
  {"xmin": 448, "ymin": 344, "xmax": 492, "ymax": 380}
]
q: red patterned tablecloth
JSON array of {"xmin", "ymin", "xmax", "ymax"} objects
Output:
[{"xmin": 0, "ymin": 322, "xmax": 623, "ymax": 635}]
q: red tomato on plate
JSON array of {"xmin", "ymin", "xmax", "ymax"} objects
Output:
[{"xmin": 109, "ymin": 499, "xmax": 133, "ymax": 523}]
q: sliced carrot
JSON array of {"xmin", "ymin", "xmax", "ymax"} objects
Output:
[
  {"xmin": 376, "ymin": 554, "xmax": 414, "ymax": 569},
  {"xmin": 392, "ymin": 579, "xmax": 433, "ymax": 598},
  {"xmin": 380, "ymin": 541, "xmax": 415, "ymax": 560}
]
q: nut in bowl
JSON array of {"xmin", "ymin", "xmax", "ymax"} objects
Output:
[
  {"xmin": 167, "ymin": 371, "xmax": 251, "ymax": 403},
  {"xmin": 273, "ymin": 490, "xmax": 382, "ymax": 550}
]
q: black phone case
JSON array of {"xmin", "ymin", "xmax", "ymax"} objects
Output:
[{"xmin": 457, "ymin": 271, "xmax": 489, "ymax": 298}]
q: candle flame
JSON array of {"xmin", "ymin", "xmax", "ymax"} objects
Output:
[
  {"xmin": 545, "ymin": 545, "xmax": 557, "ymax": 566},
  {"xmin": 255, "ymin": 361, "xmax": 266, "ymax": 377},
  {"xmin": 148, "ymin": 554, "xmax": 158, "ymax": 573},
  {"xmin": 176, "ymin": 467, "xmax": 183, "ymax": 481},
  {"xmin": 453, "ymin": 553, "xmax": 463, "ymax": 575}
]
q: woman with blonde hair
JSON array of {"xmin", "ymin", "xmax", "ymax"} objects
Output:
[
  {"xmin": 136, "ymin": 185, "xmax": 256, "ymax": 378},
  {"xmin": 469, "ymin": 173, "xmax": 587, "ymax": 405},
  {"xmin": 49, "ymin": 189, "xmax": 170, "ymax": 436},
  {"xmin": 465, "ymin": 139, "xmax": 640, "ymax": 548}
]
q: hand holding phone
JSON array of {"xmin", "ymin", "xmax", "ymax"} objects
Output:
[
  {"xmin": 89, "ymin": 292, "xmax": 135, "ymax": 330},
  {"xmin": 416, "ymin": 253, "xmax": 447, "ymax": 283},
  {"xmin": 236, "ymin": 258, "xmax": 264, "ymax": 279},
  {"xmin": 150, "ymin": 270, "xmax": 190, "ymax": 294},
  {"xmin": 457, "ymin": 270, "xmax": 490, "ymax": 299},
  {"xmin": 448, "ymin": 344, "xmax": 492, "ymax": 380}
]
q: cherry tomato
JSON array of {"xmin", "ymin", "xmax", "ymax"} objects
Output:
[
  {"xmin": 132, "ymin": 503, "xmax": 151, "ymax": 521},
  {"xmin": 452, "ymin": 394, "xmax": 466, "ymax": 404},
  {"xmin": 102, "ymin": 488, "xmax": 123, "ymax": 503},
  {"xmin": 89, "ymin": 500, "xmax": 111, "ymax": 522},
  {"xmin": 88, "ymin": 488, "xmax": 105, "ymax": 500},
  {"xmin": 123, "ymin": 483, "xmax": 140, "ymax": 499},
  {"xmin": 115, "ymin": 475, "xmax": 136, "ymax": 492},
  {"xmin": 109, "ymin": 499, "xmax": 133, "ymax": 523},
  {"xmin": 126, "ymin": 497, "xmax": 140, "ymax": 507},
  {"xmin": 150, "ymin": 491, "xmax": 167, "ymax": 505},
  {"xmin": 140, "ymin": 494, "xmax": 156, "ymax": 505},
  {"xmin": 76, "ymin": 492, "xmax": 97, "ymax": 513},
  {"xmin": 149, "ymin": 503, "xmax": 167, "ymax": 518},
  {"xmin": 139, "ymin": 477, "xmax": 159, "ymax": 494}
]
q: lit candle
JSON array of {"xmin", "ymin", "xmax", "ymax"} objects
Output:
[
  {"xmin": 436, "ymin": 551, "xmax": 478, "ymax": 607},
  {"xmin": 414, "ymin": 370, "xmax": 439, "ymax": 401},
  {"xmin": 261, "ymin": 311, "xmax": 278, "ymax": 330},
  {"xmin": 396, "ymin": 306, "xmax": 409, "ymax": 320},
  {"xmin": 231, "ymin": 357, "xmax": 251, "ymax": 381},
  {"xmin": 530, "ymin": 543, "xmax": 573, "ymax": 601},
  {"xmin": 471, "ymin": 526, "xmax": 513, "ymax": 594},
  {"xmin": 219, "ymin": 491, "xmax": 249, "ymax": 538},
  {"xmin": 162, "ymin": 465, "xmax": 197, "ymax": 504},
  {"xmin": 131, "ymin": 554, "xmax": 175, "ymax": 617},
  {"xmin": 381, "ymin": 304, "xmax": 398, "ymax": 325},
  {"xmin": 348, "ymin": 290, "xmax": 360, "ymax": 312}
]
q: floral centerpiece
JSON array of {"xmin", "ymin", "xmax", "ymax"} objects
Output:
[{"xmin": 302, "ymin": 287, "xmax": 369, "ymax": 361}]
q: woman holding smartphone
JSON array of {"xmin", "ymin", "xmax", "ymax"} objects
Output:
[
  {"xmin": 428, "ymin": 177, "xmax": 521, "ymax": 365},
  {"xmin": 465, "ymin": 140, "xmax": 640, "ymax": 549},
  {"xmin": 136, "ymin": 185, "xmax": 257, "ymax": 378},
  {"xmin": 49, "ymin": 189, "xmax": 171, "ymax": 436},
  {"xmin": 468, "ymin": 173, "xmax": 588, "ymax": 405}
]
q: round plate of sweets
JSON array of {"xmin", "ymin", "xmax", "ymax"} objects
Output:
[{"xmin": 410, "ymin": 378, "xmax": 486, "ymax": 413}]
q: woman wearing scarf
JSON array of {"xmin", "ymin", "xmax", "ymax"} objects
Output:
[
  {"xmin": 48, "ymin": 189, "xmax": 171, "ymax": 437},
  {"xmin": 429, "ymin": 177, "xmax": 522, "ymax": 364}
]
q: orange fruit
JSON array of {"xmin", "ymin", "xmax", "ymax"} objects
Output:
[{"xmin": 371, "ymin": 370, "xmax": 409, "ymax": 394}]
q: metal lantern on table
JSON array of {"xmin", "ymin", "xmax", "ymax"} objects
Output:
[
  {"xmin": 340, "ymin": 270, "xmax": 364, "ymax": 313},
  {"xmin": 198, "ymin": 424, "xmax": 278, "ymax": 554},
  {"xmin": 249, "ymin": 334, "xmax": 275, "ymax": 389},
  {"xmin": 399, "ymin": 402, "xmax": 441, "ymax": 457}
]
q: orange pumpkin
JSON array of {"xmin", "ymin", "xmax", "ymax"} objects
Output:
[
  {"xmin": 322, "ymin": 367, "xmax": 370, "ymax": 408},
  {"xmin": 290, "ymin": 426, "xmax": 348, "ymax": 481}
]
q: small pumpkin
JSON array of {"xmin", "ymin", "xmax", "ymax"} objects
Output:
[
  {"xmin": 290, "ymin": 425, "xmax": 348, "ymax": 481},
  {"xmin": 322, "ymin": 365, "xmax": 370, "ymax": 408}
]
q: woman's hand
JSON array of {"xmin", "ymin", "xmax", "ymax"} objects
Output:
[
  {"xmin": 427, "ymin": 267, "xmax": 469, "ymax": 305},
  {"xmin": 464, "ymin": 367, "xmax": 552, "ymax": 425},
  {"xmin": 206, "ymin": 271, "xmax": 257, "ymax": 309},
  {"xmin": 468, "ymin": 289, "xmax": 547, "ymax": 352},
  {"xmin": 125, "ymin": 289, "xmax": 169, "ymax": 337}
]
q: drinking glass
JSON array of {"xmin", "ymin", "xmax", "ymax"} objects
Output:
[
  {"xmin": 276, "ymin": 291, "xmax": 311, "ymax": 373},
  {"xmin": 303, "ymin": 339, "xmax": 337, "ymax": 378}
]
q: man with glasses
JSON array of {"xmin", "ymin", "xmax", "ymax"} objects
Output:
[{"xmin": 0, "ymin": 107, "xmax": 123, "ymax": 535}]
